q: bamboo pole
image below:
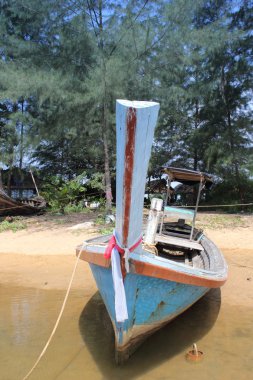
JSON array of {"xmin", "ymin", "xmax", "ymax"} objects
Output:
[
  {"xmin": 189, "ymin": 179, "xmax": 203, "ymax": 241},
  {"xmin": 30, "ymin": 170, "xmax": 40, "ymax": 196}
]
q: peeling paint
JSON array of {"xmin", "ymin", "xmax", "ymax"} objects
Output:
[{"xmin": 123, "ymin": 107, "xmax": 136, "ymax": 246}]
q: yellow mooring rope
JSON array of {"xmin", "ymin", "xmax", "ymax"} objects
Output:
[{"xmin": 21, "ymin": 243, "xmax": 85, "ymax": 380}]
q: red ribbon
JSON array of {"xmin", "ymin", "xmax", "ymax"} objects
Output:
[{"xmin": 104, "ymin": 234, "xmax": 142, "ymax": 259}]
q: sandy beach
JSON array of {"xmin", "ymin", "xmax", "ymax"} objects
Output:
[
  {"xmin": 0, "ymin": 212, "xmax": 253, "ymax": 306},
  {"xmin": 1, "ymin": 211, "xmax": 253, "ymax": 380}
]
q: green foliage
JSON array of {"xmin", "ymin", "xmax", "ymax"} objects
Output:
[
  {"xmin": 206, "ymin": 177, "xmax": 253, "ymax": 212},
  {"xmin": 98, "ymin": 226, "xmax": 114, "ymax": 235},
  {"xmin": 42, "ymin": 174, "xmax": 87, "ymax": 214},
  {"xmin": 0, "ymin": 0, "xmax": 252, "ymax": 207},
  {"xmin": 95, "ymin": 214, "xmax": 115, "ymax": 235},
  {"xmin": 0, "ymin": 218, "xmax": 27, "ymax": 233},
  {"xmin": 64, "ymin": 202, "xmax": 90, "ymax": 214},
  {"xmin": 89, "ymin": 173, "xmax": 105, "ymax": 192}
]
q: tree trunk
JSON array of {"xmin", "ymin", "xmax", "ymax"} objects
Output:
[
  {"xmin": 19, "ymin": 99, "xmax": 24, "ymax": 170},
  {"xmin": 7, "ymin": 167, "xmax": 12, "ymax": 196},
  {"xmin": 102, "ymin": 65, "xmax": 112, "ymax": 213},
  {"xmin": 99, "ymin": 0, "xmax": 112, "ymax": 213},
  {"xmin": 102, "ymin": 125, "xmax": 112, "ymax": 213},
  {"xmin": 221, "ymin": 67, "xmax": 242, "ymax": 199},
  {"xmin": 193, "ymin": 99, "xmax": 199, "ymax": 171},
  {"xmin": 87, "ymin": 0, "xmax": 113, "ymax": 214},
  {"xmin": 0, "ymin": 169, "xmax": 3, "ymax": 190},
  {"xmin": 226, "ymin": 107, "xmax": 243, "ymax": 200}
]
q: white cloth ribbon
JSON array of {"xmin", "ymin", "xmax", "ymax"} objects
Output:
[
  {"xmin": 109, "ymin": 231, "xmax": 142, "ymax": 323},
  {"xmin": 111, "ymin": 246, "xmax": 129, "ymax": 322}
]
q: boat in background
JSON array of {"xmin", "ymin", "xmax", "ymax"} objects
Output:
[
  {"xmin": 0, "ymin": 188, "xmax": 46, "ymax": 216},
  {"xmin": 77, "ymin": 99, "xmax": 228, "ymax": 363}
]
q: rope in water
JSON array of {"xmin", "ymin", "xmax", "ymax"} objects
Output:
[{"xmin": 21, "ymin": 243, "xmax": 86, "ymax": 380}]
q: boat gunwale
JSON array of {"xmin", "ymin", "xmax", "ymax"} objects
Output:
[{"xmin": 76, "ymin": 235, "xmax": 228, "ymax": 288}]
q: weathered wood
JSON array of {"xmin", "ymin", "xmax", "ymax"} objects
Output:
[
  {"xmin": 131, "ymin": 258, "xmax": 226, "ymax": 288},
  {"xmin": 115, "ymin": 100, "xmax": 160, "ymax": 249},
  {"xmin": 77, "ymin": 99, "xmax": 228, "ymax": 364},
  {"xmin": 155, "ymin": 234, "xmax": 203, "ymax": 251},
  {"xmin": 77, "ymin": 237, "xmax": 227, "ymax": 287},
  {"xmin": 144, "ymin": 198, "xmax": 163, "ymax": 245},
  {"xmin": 0, "ymin": 187, "xmax": 46, "ymax": 216},
  {"xmin": 76, "ymin": 245, "xmax": 111, "ymax": 268},
  {"xmin": 162, "ymin": 230, "xmax": 190, "ymax": 239}
]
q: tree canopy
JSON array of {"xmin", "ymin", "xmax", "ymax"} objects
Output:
[{"xmin": 0, "ymin": 0, "xmax": 252, "ymax": 209}]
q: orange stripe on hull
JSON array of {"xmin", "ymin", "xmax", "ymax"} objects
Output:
[
  {"xmin": 76, "ymin": 247, "xmax": 227, "ymax": 288},
  {"xmin": 132, "ymin": 260, "xmax": 227, "ymax": 288}
]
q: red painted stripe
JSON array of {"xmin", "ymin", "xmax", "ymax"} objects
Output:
[
  {"xmin": 77, "ymin": 246, "xmax": 227, "ymax": 288},
  {"xmin": 123, "ymin": 107, "xmax": 137, "ymax": 246}
]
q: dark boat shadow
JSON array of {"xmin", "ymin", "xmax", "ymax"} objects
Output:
[{"xmin": 79, "ymin": 289, "xmax": 221, "ymax": 379}]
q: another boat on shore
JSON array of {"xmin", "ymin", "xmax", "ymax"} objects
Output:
[
  {"xmin": 77, "ymin": 99, "xmax": 228, "ymax": 363},
  {"xmin": 0, "ymin": 188, "xmax": 46, "ymax": 216}
]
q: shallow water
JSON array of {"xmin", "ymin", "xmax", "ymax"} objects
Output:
[{"xmin": 0, "ymin": 285, "xmax": 252, "ymax": 380}]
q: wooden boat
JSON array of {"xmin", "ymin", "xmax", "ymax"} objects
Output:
[
  {"xmin": 0, "ymin": 188, "xmax": 46, "ymax": 216},
  {"xmin": 77, "ymin": 100, "xmax": 228, "ymax": 363}
]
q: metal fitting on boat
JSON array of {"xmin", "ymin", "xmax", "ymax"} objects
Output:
[{"xmin": 186, "ymin": 343, "xmax": 204, "ymax": 362}]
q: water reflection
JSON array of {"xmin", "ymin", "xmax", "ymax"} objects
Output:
[
  {"xmin": 10, "ymin": 288, "xmax": 41, "ymax": 345},
  {"xmin": 1, "ymin": 284, "xmax": 253, "ymax": 380},
  {"xmin": 79, "ymin": 289, "xmax": 221, "ymax": 378}
]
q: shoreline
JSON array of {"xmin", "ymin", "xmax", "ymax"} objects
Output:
[{"xmin": 0, "ymin": 212, "xmax": 253, "ymax": 308}]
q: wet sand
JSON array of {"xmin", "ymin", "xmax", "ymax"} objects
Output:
[
  {"xmin": 0, "ymin": 212, "xmax": 253, "ymax": 379},
  {"xmin": 0, "ymin": 212, "xmax": 253, "ymax": 306}
]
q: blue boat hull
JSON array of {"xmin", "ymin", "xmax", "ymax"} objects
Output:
[
  {"xmin": 89, "ymin": 263, "xmax": 208, "ymax": 362},
  {"xmin": 77, "ymin": 100, "xmax": 227, "ymax": 362}
]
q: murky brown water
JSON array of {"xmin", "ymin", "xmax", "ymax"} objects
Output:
[{"xmin": 0, "ymin": 285, "xmax": 252, "ymax": 380}]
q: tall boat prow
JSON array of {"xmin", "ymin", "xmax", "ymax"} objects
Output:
[{"xmin": 77, "ymin": 99, "xmax": 228, "ymax": 363}]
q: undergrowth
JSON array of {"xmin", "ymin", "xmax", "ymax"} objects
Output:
[
  {"xmin": 98, "ymin": 226, "xmax": 114, "ymax": 235},
  {"xmin": 95, "ymin": 213, "xmax": 115, "ymax": 235},
  {"xmin": 0, "ymin": 218, "xmax": 27, "ymax": 233}
]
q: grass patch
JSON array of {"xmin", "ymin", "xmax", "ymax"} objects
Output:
[
  {"xmin": 95, "ymin": 213, "xmax": 115, "ymax": 235},
  {"xmin": 98, "ymin": 226, "xmax": 114, "ymax": 235},
  {"xmin": 51, "ymin": 218, "xmax": 68, "ymax": 225},
  {"xmin": 0, "ymin": 218, "xmax": 27, "ymax": 233},
  {"xmin": 95, "ymin": 215, "xmax": 106, "ymax": 225},
  {"xmin": 47, "ymin": 204, "xmax": 92, "ymax": 215},
  {"xmin": 64, "ymin": 203, "xmax": 92, "ymax": 214},
  {"xmin": 196, "ymin": 214, "xmax": 248, "ymax": 229}
]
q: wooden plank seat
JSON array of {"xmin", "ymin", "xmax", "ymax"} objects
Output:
[
  {"xmin": 155, "ymin": 234, "xmax": 203, "ymax": 251},
  {"xmin": 162, "ymin": 221, "xmax": 191, "ymax": 237},
  {"xmin": 162, "ymin": 221, "xmax": 203, "ymax": 240}
]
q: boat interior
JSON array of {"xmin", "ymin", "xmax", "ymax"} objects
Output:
[
  {"xmin": 142, "ymin": 217, "xmax": 208, "ymax": 270},
  {"xmin": 83, "ymin": 226, "xmax": 211, "ymax": 271},
  {"xmin": 81, "ymin": 167, "xmax": 219, "ymax": 272}
]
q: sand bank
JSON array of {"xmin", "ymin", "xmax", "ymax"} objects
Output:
[{"xmin": 0, "ymin": 212, "xmax": 252, "ymax": 307}]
